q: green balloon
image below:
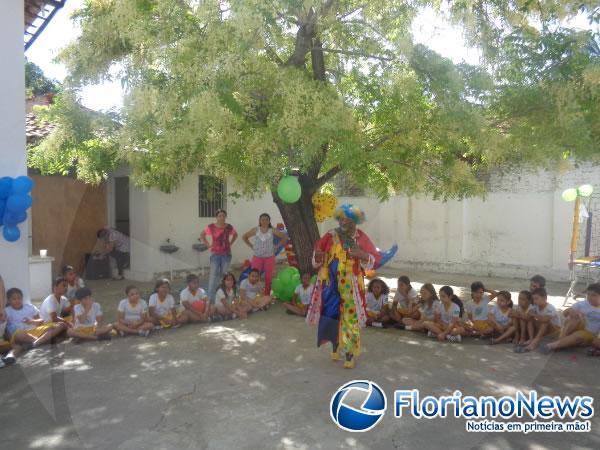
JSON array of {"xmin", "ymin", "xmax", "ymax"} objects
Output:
[
  {"xmin": 277, "ymin": 176, "xmax": 302, "ymax": 203},
  {"xmin": 578, "ymin": 184, "xmax": 594, "ymax": 197},
  {"xmin": 561, "ymin": 188, "xmax": 578, "ymax": 202}
]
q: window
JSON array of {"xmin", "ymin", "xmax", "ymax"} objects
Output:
[
  {"xmin": 333, "ymin": 174, "xmax": 365, "ymax": 197},
  {"xmin": 198, "ymin": 176, "xmax": 226, "ymax": 217}
]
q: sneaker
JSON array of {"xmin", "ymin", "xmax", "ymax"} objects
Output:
[
  {"xmin": 153, "ymin": 325, "xmax": 162, "ymax": 330},
  {"xmin": 1, "ymin": 355, "xmax": 16, "ymax": 365},
  {"xmin": 0, "ymin": 360, "xmax": 5, "ymax": 369},
  {"xmin": 232, "ymin": 314, "xmax": 238, "ymax": 320},
  {"xmin": 539, "ymin": 344, "xmax": 552, "ymax": 355},
  {"xmin": 586, "ymin": 347, "xmax": 600, "ymax": 357},
  {"xmin": 446, "ymin": 335, "xmax": 461, "ymax": 343},
  {"xmin": 97, "ymin": 334, "xmax": 112, "ymax": 341},
  {"xmin": 372, "ymin": 322, "xmax": 383, "ymax": 328},
  {"xmin": 393, "ymin": 323, "xmax": 406, "ymax": 330},
  {"xmin": 427, "ymin": 331, "xmax": 434, "ymax": 338},
  {"xmin": 405, "ymin": 325, "xmax": 413, "ymax": 331},
  {"xmin": 139, "ymin": 329, "xmax": 151, "ymax": 337},
  {"xmin": 118, "ymin": 330, "xmax": 126, "ymax": 337}
]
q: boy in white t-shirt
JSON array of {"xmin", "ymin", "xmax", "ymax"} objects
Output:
[
  {"xmin": 543, "ymin": 283, "xmax": 600, "ymax": 354},
  {"xmin": 39, "ymin": 277, "xmax": 72, "ymax": 327},
  {"xmin": 283, "ymin": 272, "xmax": 314, "ymax": 317},
  {"xmin": 114, "ymin": 286, "xmax": 153, "ymax": 337},
  {"xmin": 62, "ymin": 265, "xmax": 86, "ymax": 301},
  {"xmin": 149, "ymin": 279, "xmax": 179, "ymax": 328},
  {"xmin": 517, "ymin": 287, "xmax": 561, "ymax": 353},
  {"xmin": 66, "ymin": 288, "xmax": 114, "ymax": 343},
  {"xmin": 240, "ymin": 269, "xmax": 271, "ymax": 311},
  {"xmin": 178, "ymin": 274, "xmax": 211, "ymax": 324},
  {"xmin": 387, "ymin": 275, "xmax": 419, "ymax": 325},
  {"xmin": 464, "ymin": 281, "xmax": 497, "ymax": 337},
  {"xmin": 4, "ymin": 288, "xmax": 66, "ymax": 357}
]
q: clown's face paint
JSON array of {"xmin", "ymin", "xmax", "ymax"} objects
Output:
[{"xmin": 339, "ymin": 217, "xmax": 356, "ymax": 234}]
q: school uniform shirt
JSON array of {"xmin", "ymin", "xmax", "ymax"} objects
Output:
[
  {"xmin": 5, "ymin": 303, "xmax": 40, "ymax": 336},
  {"xmin": 366, "ymin": 292, "xmax": 388, "ymax": 313},
  {"xmin": 571, "ymin": 300, "xmax": 600, "ymax": 335},
  {"xmin": 240, "ymin": 279, "xmax": 263, "ymax": 300},
  {"xmin": 66, "ymin": 278, "xmax": 85, "ymax": 300},
  {"xmin": 118, "ymin": 298, "xmax": 149, "ymax": 322},
  {"xmin": 490, "ymin": 305, "xmax": 512, "ymax": 326},
  {"xmin": 393, "ymin": 288, "xmax": 418, "ymax": 311},
  {"xmin": 73, "ymin": 303, "xmax": 102, "ymax": 328},
  {"xmin": 419, "ymin": 300, "xmax": 441, "ymax": 321},
  {"xmin": 466, "ymin": 295, "xmax": 491, "ymax": 321},
  {"xmin": 39, "ymin": 294, "xmax": 70, "ymax": 323},
  {"xmin": 435, "ymin": 302, "xmax": 461, "ymax": 325},
  {"xmin": 148, "ymin": 294, "xmax": 175, "ymax": 318},
  {"xmin": 294, "ymin": 284, "xmax": 314, "ymax": 306},
  {"xmin": 180, "ymin": 287, "xmax": 208, "ymax": 306},
  {"xmin": 215, "ymin": 288, "xmax": 236, "ymax": 305},
  {"xmin": 530, "ymin": 303, "xmax": 561, "ymax": 327}
]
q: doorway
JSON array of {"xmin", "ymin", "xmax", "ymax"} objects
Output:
[{"xmin": 114, "ymin": 176, "xmax": 130, "ymax": 236}]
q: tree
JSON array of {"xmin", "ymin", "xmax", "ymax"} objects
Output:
[
  {"xmin": 32, "ymin": 0, "xmax": 600, "ymax": 272},
  {"xmin": 25, "ymin": 60, "xmax": 59, "ymax": 97}
]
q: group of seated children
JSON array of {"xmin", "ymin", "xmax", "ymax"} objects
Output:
[
  {"xmin": 0, "ymin": 267, "xmax": 277, "ymax": 364},
  {"xmin": 363, "ymin": 274, "xmax": 600, "ymax": 354}
]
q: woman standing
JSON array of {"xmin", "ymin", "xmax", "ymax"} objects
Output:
[
  {"xmin": 200, "ymin": 209, "xmax": 238, "ymax": 303},
  {"xmin": 242, "ymin": 213, "xmax": 288, "ymax": 296},
  {"xmin": 306, "ymin": 204, "xmax": 380, "ymax": 369}
]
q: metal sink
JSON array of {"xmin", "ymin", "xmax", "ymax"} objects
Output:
[
  {"xmin": 159, "ymin": 244, "xmax": 179, "ymax": 254},
  {"xmin": 192, "ymin": 243, "xmax": 208, "ymax": 252}
]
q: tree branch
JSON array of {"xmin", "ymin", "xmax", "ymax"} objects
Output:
[
  {"xmin": 320, "ymin": 47, "xmax": 395, "ymax": 62},
  {"xmin": 311, "ymin": 37, "xmax": 326, "ymax": 80},
  {"xmin": 265, "ymin": 44, "xmax": 284, "ymax": 66},
  {"xmin": 316, "ymin": 165, "xmax": 342, "ymax": 188}
]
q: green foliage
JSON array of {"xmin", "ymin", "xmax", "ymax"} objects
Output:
[
  {"xmin": 25, "ymin": 60, "xmax": 59, "ymax": 97},
  {"xmin": 28, "ymin": 92, "xmax": 120, "ymax": 183},
  {"xmin": 37, "ymin": 0, "xmax": 600, "ymax": 201}
]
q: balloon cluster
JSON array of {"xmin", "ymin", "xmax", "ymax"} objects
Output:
[
  {"xmin": 0, "ymin": 176, "xmax": 34, "ymax": 242},
  {"xmin": 272, "ymin": 266, "xmax": 300, "ymax": 301},
  {"xmin": 277, "ymin": 176, "xmax": 302, "ymax": 204},
  {"xmin": 312, "ymin": 192, "xmax": 337, "ymax": 222},
  {"xmin": 561, "ymin": 184, "xmax": 594, "ymax": 202}
]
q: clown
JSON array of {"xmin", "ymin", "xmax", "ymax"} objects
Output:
[{"xmin": 306, "ymin": 204, "xmax": 380, "ymax": 368}]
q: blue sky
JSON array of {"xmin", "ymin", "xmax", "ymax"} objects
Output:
[{"xmin": 26, "ymin": 0, "xmax": 589, "ymax": 112}]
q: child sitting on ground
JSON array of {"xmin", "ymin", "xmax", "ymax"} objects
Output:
[
  {"xmin": 542, "ymin": 283, "xmax": 600, "ymax": 354},
  {"xmin": 365, "ymin": 278, "xmax": 391, "ymax": 327},
  {"xmin": 240, "ymin": 269, "xmax": 271, "ymax": 311},
  {"xmin": 67, "ymin": 288, "xmax": 114, "ymax": 343},
  {"xmin": 510, "ymin": 290, "xmax": 532, "ymax": 345},
  {"xmin": 516, "ymin": 287, "xmax": 561, "ymax": 353},
  {"xmin": 115, "ymin": 285, "xmax": 153, "ymax": 337},
  {"xmin": 464, "ymin": 281, "xmax": 497, "ymax": 337},
  {"xmin": 39, "ymin": 277, "xmax": 72, "ymax": 326},
  {"xmin": 402, "ymin": 283, "xmax": 440, "ymax": 332},
  {"xmin": 423, "ymin": 286, "xmax": 466, "ymax": 343},
  {"xmin": 283, "ymin": 272, "xmax": 314, "ymax": 317},
  {"xmin": 215, "ymin": 272, "xmax": 250, "ymax": 319},
  {"xmin": 62, "ymin": 265, "xmax": 85, "ymax": 301},
  {"xmin": 149, "ymin": 278, "xmax": 179, "ymax": 328},
  {"xmin": 388, "ymin": 275, "xmax": 418, "ymax": 325},
  {"xmin": 529, "ymin": 274, "xmax": 546, "ymax": 291},
  {"xmin": 488, "ymin": 291, "xmax": 515, "ymax": 344},
  {"xmin": 178, "ymin": 274, "xmax": 211, "ymax": 324},
  {"xmin": 4, "ymin": 287, "xmax": 67, "ymax": 356}
]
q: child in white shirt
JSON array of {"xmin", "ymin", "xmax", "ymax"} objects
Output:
[
  {"xmin": 365, "ymin": 278, "xmax": 390, "ymax": 327},
  {"xmin": 283, "ymin": 272, "xmax": 314, "ymax": 317},
  {"xmin": 178, "ymin": 274, "xmax": 211, "ymax": 324},
  {"xmin": 66, "ymin": 288, "xmax": 114, "ymax": 343},
  {"xmin": 39, "ymin": 277, "xmax": 72, "ymax": 326},
  {"xmin": 149, "ymin": 279, "xmax": 179, "ymax": 328},
  {"xmin": 240, "ymin": 269, "xmax": 271, "ymax": 311},
  {"xmin": 115, "ymin": 285, "xmax": 153, "ymax": 337},
  {"xmin": 517, "ymin": 287, "xmax": 561, "ymax": 353}
]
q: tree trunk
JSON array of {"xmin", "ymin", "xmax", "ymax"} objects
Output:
[{"xmin": 272, "ymin": 174, "xmax": 322, "ymax": 274}]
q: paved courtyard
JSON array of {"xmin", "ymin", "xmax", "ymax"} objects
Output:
[{"xmin": 1, "ymin": 270, "xmax": 598, "ymax": 449}]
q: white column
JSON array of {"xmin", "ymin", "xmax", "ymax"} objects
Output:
[{"xmin": 0, "ymin": 0, "xmax": 31, "ymax": 300}]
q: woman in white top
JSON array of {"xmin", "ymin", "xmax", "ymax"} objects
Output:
[{"xmin": 242, "ymin": 213, "xmax": 288, "ymax": 297}]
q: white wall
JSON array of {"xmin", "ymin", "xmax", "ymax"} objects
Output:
[
  {"xmin": 122, "ymin": 173, "xmax": 285, "ymax": 281},
  {"xmin": 0, "ymin": 1, "xmax": 31, "ymax": 300},
  {"xmin": 118, "ymin": 164, "xmax": 598, "ymax": 282}
]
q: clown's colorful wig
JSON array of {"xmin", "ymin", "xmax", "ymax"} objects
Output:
[{"xmin": 334, "ymin": 203, "xmax": 366, "ymax": 225}]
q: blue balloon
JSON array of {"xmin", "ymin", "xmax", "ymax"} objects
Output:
[
  {"xmin": 3, "ymin": 211, "xmax": 26, "ymax": 226},
  {"xmin": 0, "ymin": 201, "xmax": 5, "ymax": 223},
  {"xmin": 11, "ymin": 176, "xmax": 34, "ymax": 195},
  {"xmin": 2, "ymin": 225, "xmax": 20, "ymax": 242},
  {"xmin": 6, "ymin": 194, "xmax": 32, "ymax": 213},
  {"xmin": 0, "ymin": 177, "xmax": 12, "ymax": 199}
]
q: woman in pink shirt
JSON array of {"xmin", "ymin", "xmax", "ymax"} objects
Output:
[{"xmin": 200, "ymin": 209, "xmax": 238, "ymax": 303}]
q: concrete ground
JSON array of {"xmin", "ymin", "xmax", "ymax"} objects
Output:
[{"xmin": 1, "ymin": 269, "xmax": 598, "ymax": 450}]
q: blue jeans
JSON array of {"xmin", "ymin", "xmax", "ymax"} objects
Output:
[{"xmin": 208, "ymin": 254, "xmax": 232, "ymax": 303}]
